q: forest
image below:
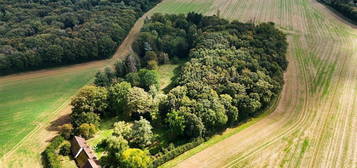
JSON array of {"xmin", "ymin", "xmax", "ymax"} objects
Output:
[
  {"xmin": 320, "ymin": 0, "xmax": 357, "ymax": 22},
  {"xmin": 43, "ymin": 13, "xmax": 288, "ymax": 168},
  {"xmin": 0, "ymin": 0, "xmax": 159, "ymax": 75}
]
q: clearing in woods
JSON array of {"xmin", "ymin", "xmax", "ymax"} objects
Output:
[{"xmin": 153, "ymin": 0, "xmax": 357, "ymax": 167}]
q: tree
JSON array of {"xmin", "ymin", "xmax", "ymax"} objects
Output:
[
  {"xmin": 127, "ymin": 87, "xmax": 155, "ymax": 119},
  {"xmin": 125, "ymin": 71, "xmax": 140, "ymax": 87},
  {"xmin": 138, "ymin": 69, "xmax": 159, "ymax": 90},
  {"xmin": 101, "ymin": 136, "xmax": 129, "ymax": 167},
  {"xmin": 166, "ymin": 110, "xmax": 186, "ymax": 137},
  {"xmin": 147, "ymin": 60, "xmax": 158, "ymax": 70},
  {"xmin": 125, "ymin": 54, "xmax": 140, "ymax": 73},
  {"xmin": 78, "ymin": 123, "xmax": 98, "ymax": 139},
  {"xmin": 98, "ymin": 36, "xmax": 116, "ymax": 58},
  {"xmin": 94, "ymin": 71, "xmax": 111, "ymax": 87},
  {"xmin": 70, "ymin": 85, "xmax": 108, "ymax": 116},
  {"xmin": 113, "ymin": 121, "xmax": 132, "ymax": 139},
  {"xmin": 144, "ymin": 51, "xmax": 157, "ymax": 62},
  {"xmin": 104, "ymin": 136, "xmax": 129, "ymax": 154},
  {"xmin": 60, "ymin": 124, "xmax": 73, "ymax": 139},
  {"xmin": 120, "ymin": 148, "xmax": 152, "ymax": 168},
  {"xmin": 114, "ymin": 60, "xmax": 127, "ymax": 77},
  {"xmin": 130, "ymin": 117, "xmax": 154, "ymax": 148},
  {"xmin": 59, "ymin": 141, "xmax": 71, "ymax": 156},
  {"xmin": 41, "ymin": 45, "xmax": 63, "ymax": 64},
  {"xmin": 71, "ymin": 112, "xmax": 100, "ymax": 128},
  {"xmin": 108, "ymin": 82, "xmax": 132, "ymax": 116},
  {"xmin": 220, "ymin": 94, "xmax": 239, "ymax": 125},
  {"xmin": 184, "ymin": 113, "xmax": 205, "ymax": 138}
]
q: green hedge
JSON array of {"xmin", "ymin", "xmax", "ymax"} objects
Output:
[
  {"xmin": 42, "ymin": 136, "xmax": 65, "ymax": 168},
  {"xmin": 152, "ymin": 138, "xmax": 204, "ymax": 167}
]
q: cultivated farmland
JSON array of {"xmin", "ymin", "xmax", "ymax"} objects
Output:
[{"xmin": 152, "ymin": 0, "xmax": 357, "ymax": 167}]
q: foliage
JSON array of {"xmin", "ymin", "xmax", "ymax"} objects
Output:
[
  {"xmin": 113, "ymin": 121, "xmax": 132, "ymax": 139},
  {"xmin": 107, "ymin": 82, "xmax": 132, "ymax": 116},
  {"xmin": 130, "ymin": 117, "xmax": 154, "ymax": 148},
  {"xmin": 59, "ymin": 124, "xmax": 73, "ymax": 139},
  {"xmin": 152, "ymin": 138, "xmax": 204, "ymax": 167},
  {"xmin": 42, "ymin": 136, "xmax": 65, "ymax": 168},
  {"xmin": 0, "ymin": 0, "xmax": 159, "ymax": 75},
  {"xmin": 59, "ymin": 141, "xmax": 71, "ymax": 156},
  {"xmin": 127, "ymin": 87, "xmax": 156, "ymax": 119},
  {"xmin": 70, "ymin": 85, "xmax": 108, "ymax": 116},
  {"xmin": 71, "ymin": 112, "xmax": 100, "ymax": 128},
  {"xmin": 100, "ymin": 136, "xmax": 129, "ymax": 167},
  {"xmin": 125, "ymin": 69, "xmax": 160, "ymax": 90},
  {"xmin": 120, "ymin": 148, "xmax": 152, "ymax": 168},
  {"xmin": 320, "ymin": 0, "xmax": 357, "ymax": 22},
  {"xmin": 78, "ymin": 123, "xmax": 98, "ymax": 139},
  {"xmin": 104, "ymin": 136, "xmax": 129, "ymax": 154}
]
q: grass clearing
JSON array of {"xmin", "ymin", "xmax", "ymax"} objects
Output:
[{"xmin": 157, "ymin": 64, "xmax": 180, "ymax": 90}]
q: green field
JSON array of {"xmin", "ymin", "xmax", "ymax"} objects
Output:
[{"xmin": 0, "ymin": 67, "xmax": 98, "ymax": 157}]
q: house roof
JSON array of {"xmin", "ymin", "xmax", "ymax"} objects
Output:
[
  {"xmin": 84, "ymin": 159, "xmax": 101, "ymax": 168},
  {"xmin": 72, "ymin": 136, "xmax": 101, "ymax": 168},
  {"xmin": 72, "ymin": 136, "xmax": 96, "ymax": 160}
]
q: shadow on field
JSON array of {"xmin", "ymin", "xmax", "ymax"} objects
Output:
[{"xmin": 46, "ymin": 114, "xmax": 71, "ymax": 132}]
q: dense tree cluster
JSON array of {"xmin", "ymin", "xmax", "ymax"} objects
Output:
[
  {"xmin": 69, "ymin": 13, "xmax": 287, "ymax": 167},
  {"xmin": 320, "ymin": 0, "xmax": 357, "ymax": 22},
  {"xmin": 133, "ymin": 13, "xmax": 288, "ymax": 137},
  {"xmin": 0, "ymin": 0, "xmax": 159, "ymax": 75}
]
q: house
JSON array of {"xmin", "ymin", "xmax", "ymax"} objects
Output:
[{"xmin": 71, "ymin": 136, "xmax": 101, "ymax": 168}]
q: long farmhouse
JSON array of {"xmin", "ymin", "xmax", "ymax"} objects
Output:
[{"xmin": 71, "ymin": 136, "xmax": 101, "ymax": 168}]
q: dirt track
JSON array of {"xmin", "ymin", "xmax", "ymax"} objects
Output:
[{"xmin": 167, "ymin": 0, "xmax": 357, "ymax": 167}]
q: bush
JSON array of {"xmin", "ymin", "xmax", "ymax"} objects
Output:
[
  {"xmin": 147, "ymin": 60, "xmax": 158, "ymax": 70},
  {"xmin": 59, "ymin": 141, "xmax": 71, "ymax": 156},
  {"xmin": 78, "ymin": 123, "xmax": 98, "ymax": 139},
  {"xmin": 152, "ymin": 138, "xmax": 204, "ymax": 167},
  {"xmin": 42, "ymin": 136, "xmax": 65, "ymax": 168},
  {"xmin": 59, "ymin": 124, "xmax": 73, "ymax": 139}
]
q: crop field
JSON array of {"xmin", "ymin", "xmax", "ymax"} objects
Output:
[{"xmin": 151, "ymin": 0, "xmax": 357, "ymax": 167}]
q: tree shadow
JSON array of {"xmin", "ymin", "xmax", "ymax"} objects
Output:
[{"xmin": 46, "ymin": 113, "xmax": 71, "ymax": 132}]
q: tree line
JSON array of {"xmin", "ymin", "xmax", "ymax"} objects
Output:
[
  {"xmin": 0, "ymin": 0, "xmax": 159, "ymax": 75},
  {"xmin": 320, "ymin": 0, "xmax": 357, "ymax": 22},
  {"xmin": 61, "ymin": 12, "xmax": 288, "ymax": 168}
]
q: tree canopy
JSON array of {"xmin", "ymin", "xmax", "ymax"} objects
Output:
[{"xmin": 0, "ymin": 0, "xmax": 159, "ymax": 75}]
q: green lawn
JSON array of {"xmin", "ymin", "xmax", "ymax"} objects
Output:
[
  {"xmin": 157, "ymin": 63, "xmax": 180, "ymax": 90},
  {"xmin": 0, "ymin": 68, "xmax": 98, "ymax": 157}
]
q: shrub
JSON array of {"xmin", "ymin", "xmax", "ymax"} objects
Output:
[
  {"xmin": 152, "ymin": 138, "xmax": 204, "ymax": 167},
  {"xmin": 59, "ymin": 124, "xmax": 73, "ymax": 139},
  {"xmin": 59, "ymin": 141, "xmax": 71, "ymax": 156},
  {"xmin": 78, "ymin": 123, "xmax": 98, "ymax": 139},
  {"xmin": 42, "ymin": 136, "xmax": 65, "ymax": 168},
  {"xmin": 147, "ymin": 60, "xmax": 158, "ymax": 70}
]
